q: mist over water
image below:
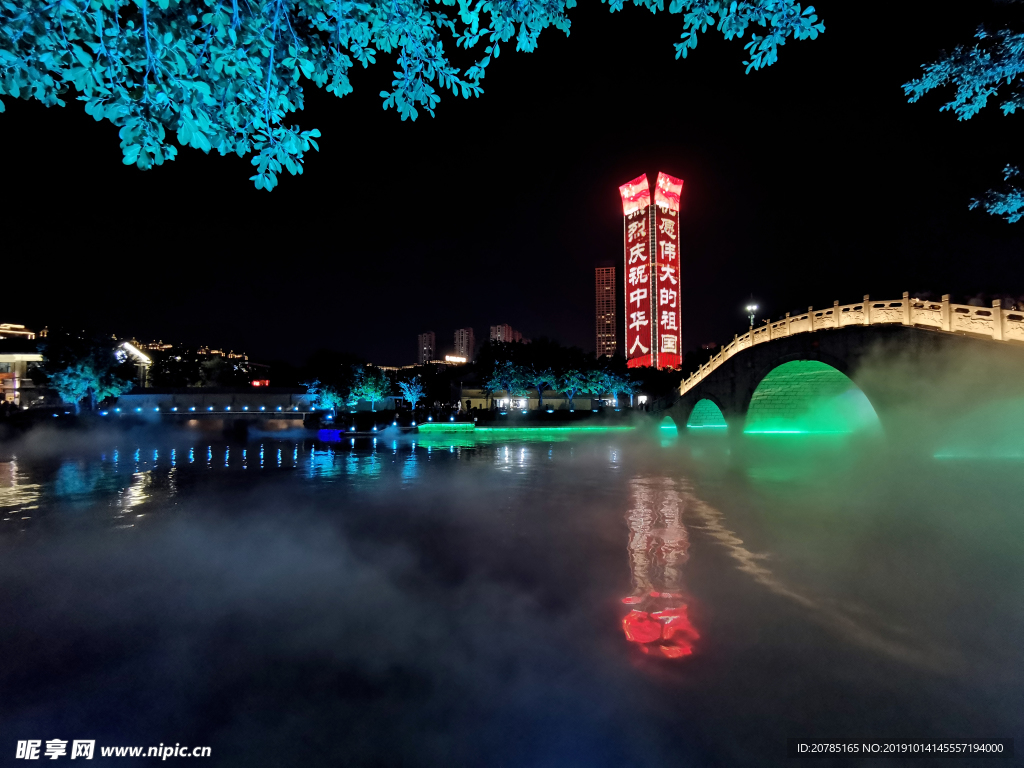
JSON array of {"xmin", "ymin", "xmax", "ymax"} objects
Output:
[{"xmin": 2, "ymin": 346, "xmax": 1024, "ymax": 767}]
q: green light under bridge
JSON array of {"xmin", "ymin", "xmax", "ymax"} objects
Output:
[
  {"xmin": 687, "ymin": 399, "xmax": 727, "ymax": 429},
  {"xmin": 743, "ymin": 360, "xmax": 880, "ymax": 435}
]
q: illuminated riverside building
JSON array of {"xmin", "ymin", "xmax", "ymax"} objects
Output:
[
  {"xmin": 0, "ymin": 341, "xmax": 42, "ymax": 406},
  {"xmin": 595, "ymin": 267, "xmax": 617, "ymax": 358},
  {"xmin": 0, "ymin": 324, "xmax": 36, "ymax": 340},
  {"xmin": 454, "ymin": 328, "xmax": 475, "ymax": 361},
  {"xmin": 417, "ymin": 332, "xmax": 436, "ymax": 365},
  {"xmin": 619, "ymin": 172, "xmax": 684, "ymax": 369},
  {"xmin": 458, "ymin": 387, "xmax": 600, "ymax": 412}
]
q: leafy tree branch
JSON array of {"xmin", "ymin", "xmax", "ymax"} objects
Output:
[{"xmin": 0, "ymin": 0, "xmax": 823, "ymax": 189}]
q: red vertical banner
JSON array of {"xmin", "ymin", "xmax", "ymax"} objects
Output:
[
  {"xmin": 619, "ymin": 175, "xmax": 653, "ymax": 368},
  {"xmin": 653, "ymin": 172, "xmax": 683, "ymax": 369}
]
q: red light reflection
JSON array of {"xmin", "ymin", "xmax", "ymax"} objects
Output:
[
  {"xmin": 622, "ymin": 604, "xmax": 699, "ymax": 658},
  {"xmin": 621, "ymin": 478, "xmax": 700, "ymax": 659}
]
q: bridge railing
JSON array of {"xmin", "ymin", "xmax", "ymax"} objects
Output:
[{"xmin": 680, "ymin": 292, "xmax": 1024, "ymax": 397}]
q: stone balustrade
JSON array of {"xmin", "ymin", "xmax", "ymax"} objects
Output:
[{"xmin": 680, "ymin": 293, "xmax": 1024, "ymax": 397}]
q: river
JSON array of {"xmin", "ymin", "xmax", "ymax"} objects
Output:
[{"xmin": 1, "ymin": 425, "xmax": 1021, "ymax": 766}]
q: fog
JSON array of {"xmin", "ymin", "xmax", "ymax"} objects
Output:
[{"xmin": 2, "ymin": 341, "xmax": 1024, "ymax": 766}]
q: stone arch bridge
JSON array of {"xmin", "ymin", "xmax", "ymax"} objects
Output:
[{"xmin": 656, "ymin": 292, "xmax": 1024, "ymax": 432}]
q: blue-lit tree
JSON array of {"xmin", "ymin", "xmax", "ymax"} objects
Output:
[
  {"xmin": 486, "ymin": 360, "xmax": 528, "ymax": 408},
  {"xmin": 582, "ymin": 369, "xmax": 611, "ymax": 404},
  {"xmin": 605, "ymin": 372, "xmax": 636, "ymax": 406},
  {"xmin": 0, "ymin": 1, "xmax": 823, "ymax": 190},
  {"xmin": 556, "ymin": 369, "xmax": 588, "ymax": 410},
  {"xmin": 303, "ymin": 377, "xmax": 344, "ymax": 413},
  {"xmin": 351, "ymin": 365, "xmax": 391, "ymax": 411},
  {"xmin": 49, "ymin": 359, "xmax": 133, "ymax": 414},
  {"xmin": 524, "ymin": 366, "xmax": 554, "ymax": 409},
  {"xmin": 398, "ymin": 376, "xmax": 425, "ymax": 411},
  {"xmin": 38, "ymin": 328, "xmax": 134, "ymax": 413},
  {"xmin": 905, "ymin": 22, "xmax": 1024, "ymax": 222}
]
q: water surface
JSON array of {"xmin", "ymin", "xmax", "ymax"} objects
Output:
[{"xmin": 1, "ymin": 426, "xmax": 1021, "ymax": 766}]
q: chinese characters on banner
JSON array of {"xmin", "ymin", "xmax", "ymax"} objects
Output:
[
  {"xmin": 619, "ymin": 172, "xmax": 684, "ymax": 369},
  {"xmin": 653, "ymin": 172, "xmax": 684, "ymax": 368},
  {"xmin": 619, "ymin": 175, "xmax": 653, "ymax": 368}
]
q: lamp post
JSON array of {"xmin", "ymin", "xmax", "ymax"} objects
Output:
[{"xmin": 745, "ymin": 303, "xmax": 758, "ymax": 330}]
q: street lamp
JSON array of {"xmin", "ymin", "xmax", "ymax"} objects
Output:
[{"xmin": 746, "ymin": 303, "xmax": 758, "ymax": 329}]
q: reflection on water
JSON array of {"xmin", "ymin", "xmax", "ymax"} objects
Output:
[
  {"xmin": 1, "ymin": 426, "xmax": 1023, "ymax": 766},
  {"xmin": 0, "ymin": 460, "xmax": 41, "ymax": 519},
  {"xmin": 621, "ymin": 477, "xmax": 699, "ymax": 659}
]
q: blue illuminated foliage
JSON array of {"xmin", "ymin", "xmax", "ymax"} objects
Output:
[
  {"xmin": 350, "ymin": 365, "xmax": 391, "ymax": 410},
  {"xmin": 905, "ymin": 24, "xmax": 1024, "ymax": 222},
  {"xmin": 0, "ymin": 0, "xmax": 823, "ymax": 189},
  {"xmin": 303, "ymin": 377, "xmax": 344, "ymax": 410},
  {"xmin": 398, "ymin": 375, "xmax": 425, "ymax": 409},
  {"xmin": 485, "ymin": 360, "xmax": 529, "ymax": 402}
]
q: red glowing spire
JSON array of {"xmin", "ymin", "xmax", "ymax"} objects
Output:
[
  {"xmin": 618, "ymin": 174, "xmax": 651, "ymax": 215},
  {"xmin": 654, "ymin": 172, "xmax": 684, "ymax": 211}
]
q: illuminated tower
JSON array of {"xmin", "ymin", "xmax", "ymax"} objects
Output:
[
  {"xmin": 595, "ymin": 267, "xmax": 617, "ymax": 358},
  {"xmin": 618, "ymin": 172, "xmax": 684, "ymax": 369}
]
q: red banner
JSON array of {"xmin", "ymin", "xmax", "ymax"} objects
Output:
[
  {"xmin": 622, "ymin": 175, "xmax": 653, "ymax": 368},
  {"xmin": 654, "ymin": 172, "xmax": 684, "ymax": 212},
  {"xmin": 653, "ymin": 173, "xmax": 683, "ymax": 368},
  {"xmin": 619, "ymin": 174, "xmax": 651, "ymax": 216}
]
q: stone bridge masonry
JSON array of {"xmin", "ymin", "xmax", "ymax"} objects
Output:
[{"xmin": 659, "ymin": 292, "xmax": 1024, "ymax": 431}]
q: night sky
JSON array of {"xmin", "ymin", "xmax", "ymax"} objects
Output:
[{"xmin": 6, "ymin": 0, "xmax": 1023, "ymax": 366}]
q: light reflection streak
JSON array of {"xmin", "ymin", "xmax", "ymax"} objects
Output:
[
  {"xmin": 0, "ymin": 460, "xmax": 41, "ymax": 514},
  {"xmin": 678, "ymin": 482, "xmax": 959, "ymax": 671}
]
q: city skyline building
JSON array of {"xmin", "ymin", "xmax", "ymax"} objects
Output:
[
  {"xmin": 595, "ymin": 267, "xmax": 617, "ymax": 358},
  {"xmin": 489, "ymin": 324, "xmax": 522, "ymax": 344},
  {"xmin": 454, "ymin": 327, "xmax": 476, "ymax": 361},
  {"xmin": 417, "ymin": 331, "xmax": 436, "ymax": 365},
  {"xmin": 619, "ymin": 171, "xmax": 684, "ymax": 369}
]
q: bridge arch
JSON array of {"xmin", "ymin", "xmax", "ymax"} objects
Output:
[
  {"xmin": 686, "ymin": 398, "xmax": 728, "ymax": 429},
  {"xmin": 744, "ymin": 360, "xmax": 880, "ymax": 435}
]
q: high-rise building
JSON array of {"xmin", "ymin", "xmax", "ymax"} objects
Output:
[
  {"xmin": 454, "ymin": 328, "xmax": 476, "ymax": 360},
  {"xmin": 489, "ymin": 324, "xmax": 522, "ymax": 343},
  {"xmin": 417, "ymin": 331, "xmax": 435, "ymax": 365},
  {"xmin": 595, "ymin": 268, "xmax": 617, "ymax": 358}
]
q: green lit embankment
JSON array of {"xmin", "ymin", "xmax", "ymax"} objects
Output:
[{"xmin": 417, "ymin": 423, "xmax": 635, "ymax": 434}]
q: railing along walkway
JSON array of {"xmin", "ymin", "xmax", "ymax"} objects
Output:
[{"xmin": 680, "ymin": 293, "xmax": 1024, "ymax": 397}]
